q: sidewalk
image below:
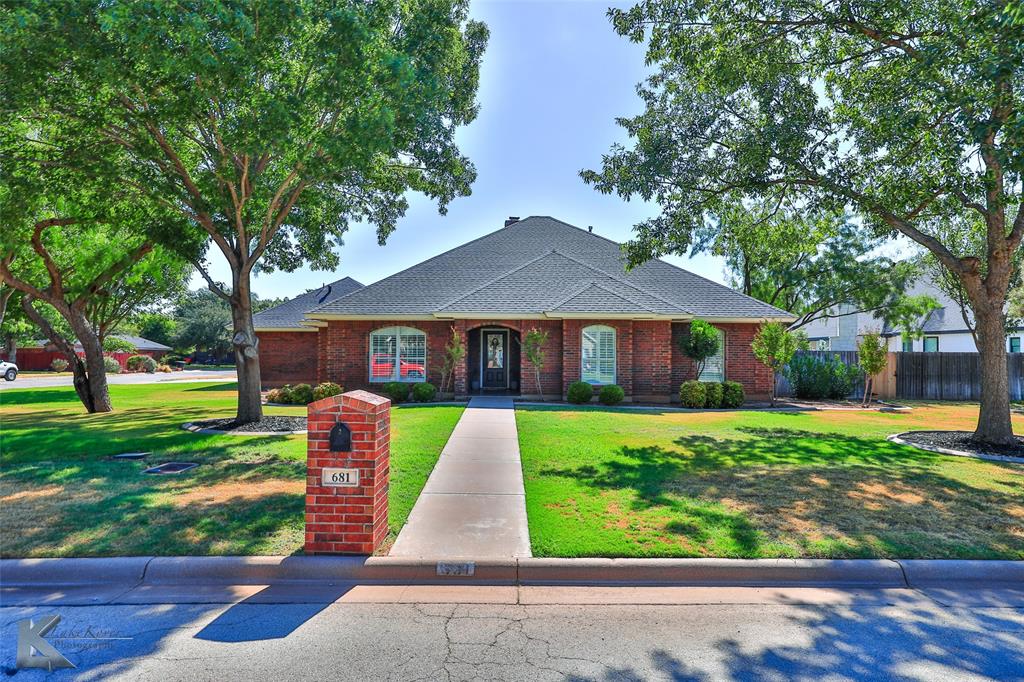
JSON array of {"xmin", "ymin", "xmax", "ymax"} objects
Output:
[{"xmin": 390, "ymin": 396, "xmax": 531, "ymax": 558}]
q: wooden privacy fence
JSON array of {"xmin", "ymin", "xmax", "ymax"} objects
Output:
[
  {"xmin": 895, "ymin": 352, "xmax": 1024, "ymax": 401},
  {"xmin": 775, "ymin": 350, "xmax": 1024, "ymax": 401}
]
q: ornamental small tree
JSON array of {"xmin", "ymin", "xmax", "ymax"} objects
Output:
[
  {"xmin": 679, "ymin": 319, "xmax": 719, "ymax": 380},
  {"xmin": 523, "ymin": 328, "xmax": 549, "ymax": 401},
  {"xmin": 440, "ymin": 326, "xmax": 466, "ymax": 394},
  {"xmin": 751, "ymin": 322, "xmax": 799, "ymax": 407},
  {"xmin": 857, "ymin": 332, "xmax": 889, "ymax": 408}
]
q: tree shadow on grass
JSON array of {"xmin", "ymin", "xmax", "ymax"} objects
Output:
[
  {"xmin": 537, "ymin": 429, "xmax": 1024, "ymax": 558},
  {"xmin": 0, "ymin": 386, "xmax": 86, "ymax": 405}
]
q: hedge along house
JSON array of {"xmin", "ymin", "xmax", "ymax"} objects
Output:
[
  {"xmin": 253, "ymin": 276, "xmax": 364, "ymax": 386},
  {"xmin": 293, "ymin": 217, "xmax": 793, "ymax": 401}
]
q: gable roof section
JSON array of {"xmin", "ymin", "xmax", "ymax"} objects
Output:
[
  {"xmin": 253, "ymin": 276, "xmax": 363, "ymax": 330},
  {"xmin": 307, "ymin": 217, "xmax": 792, "ymax": 321}
]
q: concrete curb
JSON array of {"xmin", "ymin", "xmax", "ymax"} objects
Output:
[
  {"xmin": 887, "ymin": 433, "xmax": 1024, "ymax": 464},
  {"xmin": 3, "ymin": 556, "xmax": 1020, "ymax": 589},
  {"xmin": 516, "ymin": 558, "xmax": 908, "ymax": 587},
  {"xmin": 0, "ymin": 557, "xmax": 153, "ymax": 585}
]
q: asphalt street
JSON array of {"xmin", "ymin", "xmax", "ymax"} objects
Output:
[
  {"xmin": 0, "ymin": 369, "xmax": 236, "ymax": 391},
  {"xmin": 2, "ymin": 586, "xmax": 1022, "ymax": 680}
]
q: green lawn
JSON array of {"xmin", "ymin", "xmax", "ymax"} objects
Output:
[
  {"xmin": 516, "ymin": 403, "xmax": 1024, "ymax": 559},
  {"xmin": 0, "ymin": 382, "xmax": 462, "ymax": 557}
]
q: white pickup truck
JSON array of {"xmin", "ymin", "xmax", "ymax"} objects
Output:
[{"xmin": 1, "ymin": 359, "xmax": 18, "ymax": 381}]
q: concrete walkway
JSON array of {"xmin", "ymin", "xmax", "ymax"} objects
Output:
[{"xmin": 390, "ymin": 396, "xmax": 531, "ymax": 558}]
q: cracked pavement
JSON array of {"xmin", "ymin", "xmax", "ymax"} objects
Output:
[{"xmin": 2, "ymin": 587, "xmax": 1023, "ymax": 680}]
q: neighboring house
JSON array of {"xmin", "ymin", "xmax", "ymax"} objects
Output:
[
  {"xmin": 15, "ymin": 333, "xmax": 172, "ymax": 370},
  {"xmin": 253, "ymin": 276, "xmax": 364, "ymax": 385},
  {"xmin": 261, "ymin": 216, "xmax": 793, "ymax": 400},
  {"xmin": 801, "ymin": 278, "xmax": 1024, "ymax": 353}
]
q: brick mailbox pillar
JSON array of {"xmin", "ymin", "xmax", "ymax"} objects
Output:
[{"xmin": 305, "ymin": 390, "xmax": 391, "ymax": 555}]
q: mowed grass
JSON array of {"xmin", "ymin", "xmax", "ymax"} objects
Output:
[
  {"xmin": 516, "ymin": 403, "xmax": 1024, "ymax": 559},
  {"xmin": 0, "ymin": 382, "xmax": 462, "ymax": 557}
]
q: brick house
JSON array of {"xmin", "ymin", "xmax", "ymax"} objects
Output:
[
  {"xmin": 253, "ymin": 276, "xmax": 364, "ymax": 385},
  {"xmin": 256, "ymin": 217, "xmax": 793, "ymax": 401}
]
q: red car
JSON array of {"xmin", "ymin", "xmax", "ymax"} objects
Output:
[{"xmin": 371, "ymin": 353, "xmax": 425, "ymax": 379}]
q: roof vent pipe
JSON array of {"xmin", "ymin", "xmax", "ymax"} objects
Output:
[
  {"xmin": 504, "ymin": 216, "xmax": 520, "ymax": 227},
  {"xmin": 588, "ymin": 226, "xmax": 593, "ymax": 232}
]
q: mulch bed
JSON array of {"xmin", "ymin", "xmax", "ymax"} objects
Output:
[
  {"xmin": 188, "ymin": 416, "xmax": 307, "ymax": 433},
  {"xmin": 898, "ymin": 430, "xmax": 1024, "ymax": 459}
]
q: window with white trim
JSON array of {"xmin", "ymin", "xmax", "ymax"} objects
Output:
[
  {"xmin": 369, "ymin": 326, "xmax": 427, "ymax": 382},
  {"xmin": 700, "ymin": 328, "xmax": 726, "ymax": 382},
  {"xmin": 581, "ymin": 325, "xmax": 616, "ymax": 385}
]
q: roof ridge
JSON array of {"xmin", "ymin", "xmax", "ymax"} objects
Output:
[
  {"xmin": 550, "ymin": 249, "xmax": 692, "ymax": 314},
  {"xmin": 436, "ymin": 249, "xmax": 562, "ymax": 311},
  {"xmin": 549, "ymin": 281, "xmax": 659, "ymax": 313},
  {"xmin": 534, "ymin": 215, "xmax": 792, "ymax": 317}
]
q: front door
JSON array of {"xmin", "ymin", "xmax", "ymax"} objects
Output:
[{"xmin": 481, "ymin": 330, "xmax": 508, "ymax": 389}]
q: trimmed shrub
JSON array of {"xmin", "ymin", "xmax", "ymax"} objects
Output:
[
  {"xmin": 786, "ymin": 354, "xmax": 862, "ymax": 400},
  {"xmin": 721, "ymin": 381, "xmax": 745, "ymax": 408},
  {"xmin": 290, "ymin": 383, "xmax": 314, "ymax": 405},
  {"xmin": 567, "ymin": 381, "xmax": 594, "ymax": 404},
  {"xmin": 704, "ymin": 382, "xmax": 724, "ymax": 409},
  {"xmin": 381, "ymin": 381, "xmax": 410, "ymax": 403},
  {"xmin": 412, "ymin": 382, "xmax": 437, "ymax": 402},
  {"xmin": 103, "ymin": 356, "xmax": 122, "ymax": 374},
  {"xmin": 679, "ymin": 380, "xmax": 706, "ymax": 408},
  {"xmin": 51, "ymin": 358, "xmax": 69, "ymax": 372},
  {"xmin": 274, "ymin": 385, "xmax": 295, "ymax": 404},
  {"xmin": 598, "ymin": 384, "xmax": 625, "ymax": 406},
  {"xmin": 312, "ymin": 382, "xmax": 343, "ymax": 402},
  {"xmin": 126, "ymin": 354, "xmax": 158, "ymax": 373}
]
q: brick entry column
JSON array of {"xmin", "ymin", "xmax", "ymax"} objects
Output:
[{"xmin": 305, "ymin": 390, "xmax": 391, "ymax": 555}]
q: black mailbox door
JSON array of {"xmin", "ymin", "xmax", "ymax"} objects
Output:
[{"xmin": 329, "ymin": 423, "xmax": 352, "ymax": 452}]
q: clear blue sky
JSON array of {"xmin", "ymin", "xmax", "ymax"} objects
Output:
[{"xmin": 196, "ymin": 0, "xmax": 730, "ymax": 300}]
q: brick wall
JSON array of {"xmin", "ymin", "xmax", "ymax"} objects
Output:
[
  {"xmin": 671, "ymin": 321, "xmax": 772, "ymax": 400},
  {"xmin": 257, "ymin": 331, "xmax": 318, "ymax": 387},
  {"xmin": 304, "ymin": 317, "xmax": 771, "ymax": 401}
]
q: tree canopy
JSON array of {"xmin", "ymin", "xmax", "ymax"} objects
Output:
[
  {"xmin": 2, "ymin": 0, "xmax": 488, "ymax": 422},
  {"xmin": 584, "ymin": 0, "xmax": 1023, "ymax": 444}
]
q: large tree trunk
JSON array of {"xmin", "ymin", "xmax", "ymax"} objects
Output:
[
  {"xmin": 230, "ymin": 271, "xmax": 263, "ymax": 424},
  {"xmin": 67, "ymin": 311, "xmax": 112, "ymax": 413},
  {"xmin": 20, "ymin": 296, "xmax": 111, "ymax": 413},
  {"xmin": 973, "ymin": 301, "xmax": 1015, "ymax": 445}
]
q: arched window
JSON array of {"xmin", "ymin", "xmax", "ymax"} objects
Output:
[
  {"xmin": 369, "ymin": 326, "xmax": 427, "ymax": 383},
  {"xmin": 700, "ymin": 328, "xmax": 726, "ymax": 382},
  {"xmin": 581, "ymin": 325, "xmax": 616, "ymax": 385}
]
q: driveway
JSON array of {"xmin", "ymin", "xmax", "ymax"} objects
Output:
[{"xmin": 0, "ymin": 369, "xmax": 237, "ymax": 391}]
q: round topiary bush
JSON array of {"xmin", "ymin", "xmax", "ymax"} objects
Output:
[
  {"xmin": 103, "ymin": 356, "xmax": 122, "ymax": 374},
  {"xmin": 126, "ymin": 354, "xmax": 158, "ymax": 373},
  {"xmin": 381, "ymin": 381, "xmax": 410, "ymax": 403},
  {"xmin": 598, "ymin": 384, "xmax": 625, "ymax": 406},
  {"xmin": 704, "ymin": 382, "xmax": 724, "ymax": 408},
  {"xmin": 312, "ymin": 382, "xmax": 343, "ymax": 402},
  {"xmin": 51, "ymin": 358, "xmax": 69, "ymax": 372},
  {"xmin": 679, "ymin": 380, "xmax": 706, "ymax": 408},
  {"xmin": 567, "ymin": 381, "xmax": 594, "ymax": 404},
  {"xmin": 721, "ymin": 381, "xmax": 745, "ymax": 408},
  {"xmin": 290, "ymin": 383, "xmax": 314, "ymax": 405},
  {"xmin": 412, "ymin": 382, "xmax": 437, "ymax": 402}
]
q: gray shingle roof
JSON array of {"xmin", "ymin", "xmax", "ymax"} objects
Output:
[
  {"xmin": 252, "ymin": 277, "xmax": 363, "ymax": 329},
  {"xmin": 307, "ymin": 217, "xmax": 792, "ymax": 320}
]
